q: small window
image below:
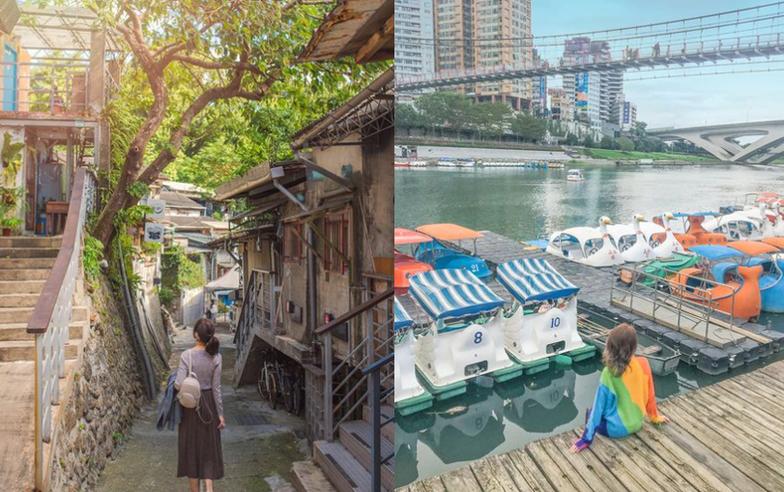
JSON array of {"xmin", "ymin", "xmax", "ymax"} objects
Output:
[
  {"xmin": 323, "ymin": 211, "xmax": 350, "ymax": 274},
  {"xmin": 283, "ymin": 223, "xmax": 304, "ymax": 264}
]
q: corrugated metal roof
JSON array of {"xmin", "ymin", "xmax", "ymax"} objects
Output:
[
  {"xmin": 160, "ymin": 190, "xmax": 204, "ymax": 210},
  {"xmin": 298, "ymin": 0, "xmax": 393, "ymax": 63}
]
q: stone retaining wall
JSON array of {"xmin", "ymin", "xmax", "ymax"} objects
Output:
[{"xmin": 48, "ymin": 277, "xmax": 166, "ymax": 491}]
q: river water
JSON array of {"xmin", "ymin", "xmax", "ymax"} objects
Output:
[{"xmin": 394, "ymin": 163, "xmax": 784, "ymax": 487}]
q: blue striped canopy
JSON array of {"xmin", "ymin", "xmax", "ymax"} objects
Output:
[
  {"xmin": 408, "ymin": 269, "xmax": 504, "ymax": 321},
  {"xmin": 496, "ymin": 258, "xmax": 579, "ymax": 303},
  {"xmin": 394, "ymin": 297, "xmax": 414, "ymax": 332}
]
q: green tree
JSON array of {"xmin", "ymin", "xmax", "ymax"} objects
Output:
[
  {"xmin": 564, "ymin": 133, "xmax": 579, "ymax": 146},
  {"xmin": 468, "ymin": 102, "xmax": 512, "ymax": 138},
  {"xmin": 511, "ymin": 113, "xmax": 547, "ymax": 142},
  {"xmin": 90, "ymin": 1, "xmax": 386, "ymax": 244},
  {"xmin": 414, "ymin": 92, "xmax": 473, "ymax": 133},
  {"xmin": 395, "ymin": 103, "xmax": 424, "ymax": 130},
  {"xmin": 617, "ymin": 136, "xmax": 635, "ymax": 151},
  {"xmin": 582, "ymin": 135, "xmax": 594, "ymax": 148},
  {"xmin": 599, "ymin": 135, "xmax": 615, "ymax": 149}
]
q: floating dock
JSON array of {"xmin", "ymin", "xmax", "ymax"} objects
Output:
[
  {"xmin": 399, "ymin": 357, "xmax": 784, "ymax": 491},
  {"xmin": 470, "ymin": 231, "xmax": 783, "ymax": 375}
]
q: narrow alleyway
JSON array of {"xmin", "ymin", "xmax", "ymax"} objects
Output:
[{"xmin": 96, "ymin": 323, "xmax": 306, "ymax": 491}]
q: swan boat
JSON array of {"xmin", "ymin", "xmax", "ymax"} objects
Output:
[
  {"xmin": 607, "ymin": 214, "xmax": 656, "ymax": 262},
  {"xmin": 414, "ymin": 223, "xmax": 493, "ymax": 279},
  {"xmin": 394, "ymin": 298, "xmax": 434, "ymax": 416},
  {"xmin": 546, "ymin": 216, "xmax": 624, "ymax": 267},
  {"xmin": 409, "ymin": 269, "xmax": 518, "ymax": 399},
  {"xmin": 703, "ymin": 210, "xmax": 765, "ymax": 241},
  {"xmin": 496, "ymin": 258, "xmax": 595, "ymax": 373},
  {"xmin": 648, "ymin": 212, "xmax": 686, "ymax": 257}
]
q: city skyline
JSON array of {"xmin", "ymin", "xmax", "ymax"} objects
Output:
[{"xmin": 533, "ymin": 0, "xmax": 784, "ymax": 128}]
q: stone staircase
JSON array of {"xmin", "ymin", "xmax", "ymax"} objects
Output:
[
  {"xmin": 292, "ymin": 404, "xmax": 395, "ymax": 492},
  {"xmin": 0, "ymin": 236, "xmax": 89, "ymax": 490}
]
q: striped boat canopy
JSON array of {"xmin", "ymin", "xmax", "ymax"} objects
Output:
[
  {"xmin": 409, "ymin": 269, "xmax": 503, "ymax": 321},
  {"xmin": 394, "ymin": 297, "xmax": 414, "ymax": 332},
  {"xmin": 497, "ymin": 257, "xmax": 579, "ymax": 303}
]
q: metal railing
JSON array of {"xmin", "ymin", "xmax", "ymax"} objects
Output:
[
  {"xmin": 363, "ymin": 352, "xmax": 394, "ymax": 492},
  {"xmin": 315, "ymin": 285, "xmax": 394, "ymax": 435},
  {"xmin": 26, "ymin": 166, "xmax": 96, "ymax": 491},
  {"xmin": 610, "ymin": 266, "xmax": 743, "ymax": 344},
  {"xmin": 234, "ymin": 270, "xmax": 260, "ymax": 360}
]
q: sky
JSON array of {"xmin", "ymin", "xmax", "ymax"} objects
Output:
[{"xmin": 531, "ymin": 0, "xmax": 784, "ymax": 127}]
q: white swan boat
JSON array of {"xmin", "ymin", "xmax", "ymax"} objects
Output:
[
  {"xmin": 546, "ymin": 216, "xmax": 624, "ymax": 267},
  {"xmin": 647, "ymin": 212, "xmax": 686, "ymax": 257},
  {"xmin": 566, "ymin": 169, "xmax": 584, "ymax": 181},
  {"xmin": 409, "ymin": 269, "xmax": 518, "ymax": 397},
  {"xmin": 703, "ymin": 210, "xmax": 765, "ymax": 240},
  {"xmin": 496, "ymin": 258, "xmax": 595, "ymax": 372},
  {"xmin": 606, "ymin": 214, "xmax": 656, "ymax": 263},
  {"xmin": 394, "ymin": 298, "xmax": 433, "ymax": 416}
]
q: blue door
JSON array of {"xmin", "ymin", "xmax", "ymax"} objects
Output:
[{"xmin": 3, "ymin": 45, "xmax": 17, "ymax": 111}]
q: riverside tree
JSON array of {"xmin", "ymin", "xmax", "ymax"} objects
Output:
[{"xmin": 89, "ymin": 0, "xmax": 382, "ymax": 244}]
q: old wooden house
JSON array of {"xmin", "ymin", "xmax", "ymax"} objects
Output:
[{"xmin": 213, "ymin": 1, "xmax": 394, "ymax": 490}]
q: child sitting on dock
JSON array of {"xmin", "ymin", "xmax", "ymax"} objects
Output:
[{"xmin": 571, "ymin": 323, "xmax": 668, "ymax": 452}]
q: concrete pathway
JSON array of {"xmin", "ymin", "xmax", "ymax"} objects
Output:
[{"xmin": 96, "ymin": 324, "xmax": 306, "ymax": 491}]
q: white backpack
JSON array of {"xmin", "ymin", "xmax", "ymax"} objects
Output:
[{"xmin": 178, "ymin": 350, "xmax": 201, "ymax": 409}]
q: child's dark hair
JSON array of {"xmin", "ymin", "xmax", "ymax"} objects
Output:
[
  {"xmin": 603, "ymin": 323, "xmax": 637, "ymax": 376},
  {"xmin": 194, "ymin": 318, "xmax": 219, "ymax": 356}
]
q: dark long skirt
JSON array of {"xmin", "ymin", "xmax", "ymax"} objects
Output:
[{"xmin": 177, "ymin": 389, "xmax": 224, "ymax": 480}]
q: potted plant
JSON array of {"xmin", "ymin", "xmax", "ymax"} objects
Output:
[{"xmin": 2, "ymin": 217, "xmax": 21, "ymax": 236}]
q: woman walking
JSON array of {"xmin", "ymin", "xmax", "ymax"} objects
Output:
[{"xmin": 175, "ymin": 318, "xmax": 225, "ymax": 491}]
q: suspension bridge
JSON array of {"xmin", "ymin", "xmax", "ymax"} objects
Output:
[{"xmin": 398, "ymin": 2, "xmax": 784, "ymax": 92}]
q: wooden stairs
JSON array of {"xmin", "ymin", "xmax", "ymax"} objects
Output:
[
  {"xmin": 293, "ymin": 404, "xmax": 395, "ymax": 492},
  {"xmin": 0, "ymin": 236, "xmax": 90, "ymax": 491}
]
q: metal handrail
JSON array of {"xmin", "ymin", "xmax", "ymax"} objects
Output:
[
  {"xmin": 363, "ymin": 352, "xmax": 393, "ymax": 492},
  {"xmin": 27, "ymin": 166, "xmax": 96, "ymax": 491}
]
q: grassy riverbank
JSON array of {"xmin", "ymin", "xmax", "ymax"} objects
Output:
[{"xmin": 580, "ymin": 148, "xmax": 715, "ymax": 162}]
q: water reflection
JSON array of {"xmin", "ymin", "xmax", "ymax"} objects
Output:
[{"xmin": 498, "ymin": 367, "xmax": 577, "ymax": 433}]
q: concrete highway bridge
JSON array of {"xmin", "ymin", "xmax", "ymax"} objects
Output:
[{"xmin": 648, "ymin": 120, "xmax": 784, "ymax": 164}]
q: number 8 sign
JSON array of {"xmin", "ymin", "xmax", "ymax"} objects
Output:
[{"xmin": 474, "ymin": 332, "xmax": 483, "ymax": 344}]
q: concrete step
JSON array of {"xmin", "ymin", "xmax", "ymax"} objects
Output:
[
  {"xmin": 0, "ymin": 236, "xmax": 61, "ymax": 248},
  {"xmin": 362, "ymin": 404, "xmax": 394, "ymax": 443},
  {"xmin": 0, "ymin": 269, "xmax": 50, "ymax": 281},
  {"xmin": 0, "ymin": 340, "xmax": 79, "ymax": 362},
  {"xmin": 0, "ymin": 248, "xmax": 59, "ymax": 259},
  {"xmin": 291, "ymin": 461, "xmax": 337, "ymax": 492},
  {"xmin": 0, "ymin": 258, "xmax": 55, "ymax": 270},
  {"xmin": 313, "ymin": 440, "xmax": 383, "ymax": 492},
  {"xmin": 0, "ymin": 322, "xmax": 84, "ymax": 342},
  {"xmin": 0, "ymin": 294, "xmax": 40, "ymax": 308},
  {"xmin": 338, "ymin": 420, "xmax": 394, "ymax": 491},
  {"xmin": 0, "ymin": 360, "xmax": 35, "ymax": 491},
  {"xmin": 0, "ymin": 280, "xmax": 45, "ymax": 294},
  {"xmin": 0, "ymin": 305, "xmax": 87, "ymax": 325}
]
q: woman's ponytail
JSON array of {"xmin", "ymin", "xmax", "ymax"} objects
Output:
[
  {"xmin": 205, "ymin": 335, "xmax": 220, "ymax": 356},
  {"xmin": 194, "ymin": 318, "xmax": 220, "ymax": 356}
]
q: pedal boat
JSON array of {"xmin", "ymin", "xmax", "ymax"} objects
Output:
[
  {"xmin": 414, "ymin": 223, "xmax": 492, "ymax": 279},
  {"xmin": 394, "ymin": 228, "xmax": 434, "ymax": 294},
  {"xmin": 496, "ymin": 258, "xmax": 595, "ymax": 373},
  {"xmin": 546, "ymin": 216, "xmax": 624, "ymax": 267},
  {"xmin": 704, "ymin": 211, "xmax": 765, "ymax": 241},
  {"xmin": 648, "ymin": 212, "xmax": 686, "ymax": 257},
  {"xmin": 669, "ymin": 245, "xmax": 762, "ymax": 321},
  {"xmin": 726, "ymin": 241, "xmax": 784, "ymax": 313},
  {"xmin": 409, "ymin": 269, "xmax": 517, "ymax": 398},
  {"xmin": 394, "ymin": 298, "xmax": 434, "ymax": 416},
  {"xmin": 670, "ymin": 213, "xmax": 727, "ymax": 246},
  {"xmin": 607, "ymin": 214, "xmax": 656, "ymax": 262}
]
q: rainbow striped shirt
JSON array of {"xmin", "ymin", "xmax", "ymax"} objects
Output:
[{"xmin": 575, "ymin": 356, "xmax": 662, "ymax": 449}]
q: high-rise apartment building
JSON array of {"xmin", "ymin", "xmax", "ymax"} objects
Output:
[
  {"xmin": 620, "ymin": 100, "xmax": 637, "ymax": 130},
  {"xmin": 561, "ymin": 37, "xmax": 623, "ymax": 128},
  {"xmin": 396, "ymin": 0, "xmax": 436, "ymax": 77},
  {"xmin": 433, "ymin": 0, "xmax": 533, "ymax": 110}
]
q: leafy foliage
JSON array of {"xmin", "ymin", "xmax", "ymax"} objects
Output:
[
  {"xmin": 160, "ymin": 245, "xmax": 205, "ymax": 308},
  {"xmin": 83, "ymin": 234, "xmax": 105, "ymax": 285}
]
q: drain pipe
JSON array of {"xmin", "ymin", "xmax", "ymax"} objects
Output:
[{"xmin": 271, "ymin": 166, "xmax": 317, "ymax": 338}]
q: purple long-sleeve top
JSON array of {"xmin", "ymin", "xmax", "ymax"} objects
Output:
[{"xmin": 175, "ymin": 347, "xmax": 223, "ymax": 417}]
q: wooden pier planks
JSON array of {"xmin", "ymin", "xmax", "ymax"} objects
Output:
[{"xmin": 398, "ymin": 359, "xmax": 784, "ymax": 492}]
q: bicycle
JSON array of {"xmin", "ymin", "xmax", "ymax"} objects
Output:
[{"xmin": 257, "ymin": 360, "xmax": 279, "ymax": 409}]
